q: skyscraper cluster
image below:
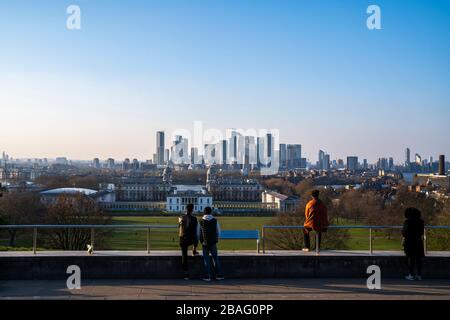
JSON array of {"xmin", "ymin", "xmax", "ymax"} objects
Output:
[
  {"xmin": 318, "ymin": 150, "xmax": 330, "ymax": 171},
  {"xmin": 153, "ymin": 130, "xmax": 303, "ymax": 170}
]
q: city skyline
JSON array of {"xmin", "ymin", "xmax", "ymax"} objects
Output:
[
  {"xmin": 1, "ymin": 127, "xmax": 447, "ymax": 167},
  {"xmin": 1, "ymin": 1, "xmax": 449, "ymax": 162},
  {"xmin": 0, "ymin": 135, "xmax": 447, "ymax": 165}
]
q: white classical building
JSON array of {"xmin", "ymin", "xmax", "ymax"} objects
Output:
[
  {"xmin": 166, "ymin": 187, "xmax": 213, "ymax": 213},
  {"xmin": 261, "ymin": 190, "xmax": 300, "ymax": 212}
]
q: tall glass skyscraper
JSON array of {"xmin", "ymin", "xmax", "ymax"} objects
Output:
[{"xmin": 156, "ymin": 131, "xmax": 165, "ymax": 165}]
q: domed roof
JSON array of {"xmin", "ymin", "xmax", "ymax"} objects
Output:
[{"xmin": 40, "ymin": 188, "xmax": 98, "ymax": 196}]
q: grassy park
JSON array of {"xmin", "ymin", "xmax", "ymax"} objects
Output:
[
  {"xmin": 3, "ymin": 214, "xmax": 446, "ymax": 252},
  {"xmin": 105, "ymin": 215, "xmax": 405, "ymax": 251},
  {"xmin": 108, "ymin": 216, "xmax": 274, "ymax": 251}
]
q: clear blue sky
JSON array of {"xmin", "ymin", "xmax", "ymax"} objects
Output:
[{"xmin": 0, "ymin": 0, "xmax": 449, "ymax": 163}]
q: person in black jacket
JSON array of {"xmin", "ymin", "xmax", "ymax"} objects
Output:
[
  {"xmin": 178, "ymin": 203, "xmax": 199, "ymax": 280},
  {"xmin": 197, "ymin": 206, "xmax": 224, "ymax": 281},
  {"xmin": 402, "ymin": 207, "xmax": 425, "ymax": 281}
]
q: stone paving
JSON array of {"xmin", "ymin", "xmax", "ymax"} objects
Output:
[{"xmin": 1, "ymin": 278, "xmax": 450, "ymax": 300}]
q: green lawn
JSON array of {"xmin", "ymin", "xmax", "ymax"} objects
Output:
[
  {"xmin": 108, "ymin": 216, "xmax": 273, "ymax": 251},
  {"xmin": 2, "ymin": 215, "xmax": 446, "ymax": 251},
  {"xmin": 107, "ymin": 216, "xmax": 403, "ymax": 251}
]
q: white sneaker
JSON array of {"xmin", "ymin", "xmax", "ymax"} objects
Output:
[
  {"xmin": 202, "ymin": 278, "xmax": 211, "ymax": 282},
  {"xmin": 87, "ymin": 244, "xmax": 93, "ymax": 255},
  {"xmin": 405, "ymin": 274, "xmax": 415, "ymax": 281},
  {"xmin": 302, "ymin": 248, "xmax": 310, "ymax": 252},
  {"xmin": 415, "ymin": 275, "xmax": 422, "ymax": 281}
]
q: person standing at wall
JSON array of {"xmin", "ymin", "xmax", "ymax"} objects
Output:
[
  {"xmin": 198, "ymin": 206, "xmax": 224, "ymax": 281},
  {"xmin": 402, "ymin": 207, "xmax": 425, "ymax": 281},
  {"xmin": 178, "ymin": 203, "xmax": 199, "ymax": 280}
]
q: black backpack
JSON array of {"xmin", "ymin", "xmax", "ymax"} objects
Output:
[{"xmin": 200, "ymin": 218, "xmax": 218, "ymax": 245}]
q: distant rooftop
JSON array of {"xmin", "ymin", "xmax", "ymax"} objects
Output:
[
  {"xmin": 211, "ymin": 177, "xmax": 261, "ymax": 185},
  {"xmin": 264, "ymin": 190, "xmax": 298, "ymax": 201},
  {"xmin": 40, "ymin": 188, "xmax": 98, "ymax": 196},
  {"xmin": 169, "ymin": 189, "xmax": 210, "ymax": 196}
]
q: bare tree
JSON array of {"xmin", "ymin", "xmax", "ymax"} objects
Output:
[
  {"xmin": 44, "ymin": 194, "xmax": 111, "ymax": 250},
  {"xmin": 262, "ymin": 178, "xmax": 296, "ymax": 196},
  {"xmin": 267, "ymin": 184, "xmax": 348, "ymax": 250},
  {"xmin": 427, "ymin": 200, "xmax": 450, "ymax": 251},
  {"xmin": 35, "ymin": 174, "xmax": 103, "ymax": 190},
  {"xmin": 0, "ymin": 192, "xmax": 45, "ymax": 246}
]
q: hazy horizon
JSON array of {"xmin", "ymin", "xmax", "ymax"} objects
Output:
[{"xmin": 1, "ymin": 0, "xmax": 449, "ymax": 163}]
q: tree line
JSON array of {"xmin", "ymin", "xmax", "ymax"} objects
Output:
[
  {"xmin": 0, "ymin": 192, "xmax": 111, "ymax": 250},
  {"xmin": 262, "ymin": 178, "xmax": 450, "ymax": 250}
]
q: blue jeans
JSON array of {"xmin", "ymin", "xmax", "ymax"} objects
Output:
[{"xmin": 202, "ymin": 243, "xmax": 222, "ymax": 278}]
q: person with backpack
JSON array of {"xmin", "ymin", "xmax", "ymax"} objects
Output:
[
  {"xmin": 402, "ymin": 207, "xmax": 425, "ymax": 281},
  {"xmin": 178, "ymin": 203, "xmax": 199, "ymax": 280},
  {"xmin": 197, "ymin": 206, "xmax": 224, "ymax": 281}
]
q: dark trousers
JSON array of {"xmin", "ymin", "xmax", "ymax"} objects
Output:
[
  {"xmin": 407, "ymin": 255, "xmax": 423, "ymax": 276},
  {"xmin": 180, "ymin": 239, "xmax": 197, "ymax": 273},
  {"xmin": 202, "ymin": 243, "xmax": 222, "ymax": 278},
  {"xmin": 303, "ymin": 228, "xmax": 322, "ymax": 250}
]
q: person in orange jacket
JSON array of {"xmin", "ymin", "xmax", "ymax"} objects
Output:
[{"xmin": 302, "ymin": 189, "xmax": 328, "ymax": 252}]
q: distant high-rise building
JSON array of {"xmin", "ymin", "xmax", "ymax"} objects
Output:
[
  {"xmin": 156, "ymin": 131, "xmax": 165, "ymax": 166},
  {"xmin": 256, "ymin": 133, "xmax": 274, "ymax": 168},
  {"xmin": 243, "ymin": 137, "xmax": 250, "ymax": 167},
  {"xmin": 266, "ymin": 133, "xmax": 273, "ymax": 159},
  {"xmin": 363, "ymin": 159, "xmax": 368, "ymax": 170},
  {"xmin": 377, "ymin": 157, "xmax": 388, "ymax": 170},
  {"xmin": 415, "ymin": 153, "xmax": 422, "ymax": 165},
  {"xmin": 318, "ymin": 150, "xmax": 325, "ymax": 170},
  {"xmin": 219, "ymin": 140, "xmax": 227, "ymax": 165},
  {"xmin": 346, "ymin": 156, "xmax": 359, "ymax": 171},
  {"xmin": 107, "ymin": 158, "xmax": 115, "ymax": 169},
  {"xmin": 190, "ymin": 147, "xmax": 199, "ymax": 164},
  {"xmin": 243, "ymin": 136, "xmax": 256, "ymax": 167},
  {"xmin": 256, "ymin": 136, "xmax": 265, "ymax": 167},
  {"xmin": 439, "ymin": 155, "xmax": 445, "ymax": 175},
  {"xmin": 228, "ymin": 129, "xmax": 244, "ymax": 165},
  {"xmin": 164, "ymin": 149, "xmax": 169, "ymax": 164},
  {"xmin": 286, "ymin": 144, "xmax": 301, "ymax": 169},
  {"xmin": 331, "ymin": 159, "xmax": 338, "ymax": 168},
  {"xmin": 229, "ymin": 130, "xmax": 237, "ymax": 163},
  {"xmin": 323, "ymin": 154, "xmax": 330, "ymax": 171},
  {"xmin": 171, "ymin": 135, "xmax": 189, "ymax": 164},
  {"xmin": 55, "ymin": 157, "xmax": 68, "ymax": 165},
  {"xmin": 317, "ymin": 150, "xmax": 330, "ymax": 171},
  {"xmin": 93, "ymin": 158, "xmax": 100, "ymax": 169},
  {"xmin": 279, "ymin": 144, "xmax": 287, "ymax": 169},
  {"xmin": 300, "ymin": 158, "xmax": 307, "ymax": 169},
  {"xmin": 204, "ymin": 144, "xmax": 217, "ymax": 164},
  {"xmin": 132, "ymin": 158, "xmax": 139, "ymax": 170},
  {"xmin": 122, "ymin": 158, "xmax": 130, "ymax": 170},
  {"xmin": 405, "ymin": 148, "xmax": 411, "ymax": 165},
  {"xmin": 389, "ymin": 157, "xmax": 394, "ymax": 170}
]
